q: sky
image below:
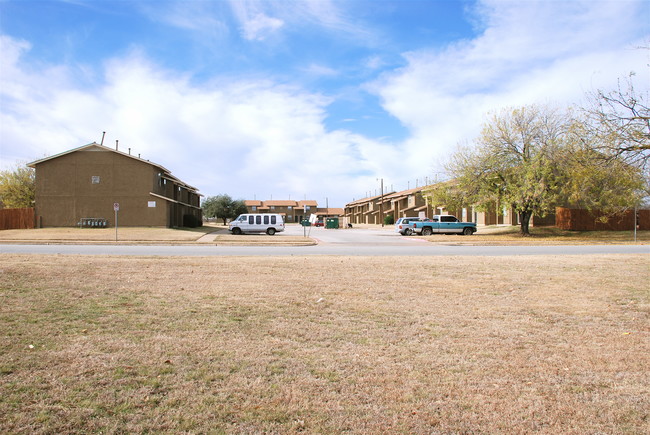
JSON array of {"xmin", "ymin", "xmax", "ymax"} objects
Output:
[{"xmin": 1, "ymin": 0, "xmax": 648, "ymax": 207}]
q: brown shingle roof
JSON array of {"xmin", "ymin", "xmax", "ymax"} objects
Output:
[{"xmin": 263, "ymin": 200, "xmax": 298, "ymax": 207}]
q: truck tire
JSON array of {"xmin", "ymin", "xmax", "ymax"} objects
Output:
[
  {"xmin": 266, "ymin": 228, "xmax": 276, "ymax": 235},
  {"xmin": 462, "ymin": 227, "xmax": 473, "ymax": 236},
  {"xmin": 232, "ymin": 227, "xmax": 242, "ymax": 235},
  {"xmin": 422, "ymin": 227, "xmax": 433, "ymax": 236}
]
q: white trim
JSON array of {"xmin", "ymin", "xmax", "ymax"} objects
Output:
[{"xmin": 149, "ymin": 192, "xmax": 201, "ymax": 210}]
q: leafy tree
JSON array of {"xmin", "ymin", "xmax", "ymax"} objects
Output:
[
  {"xmin": 561, "ymin": 119, "xmax": 648, "ymax": 216},
  {"xmin": 202, "ymin": 194, "xmax": 247, "ymax": 225},
  {"xmin": 0, "ymin": 164, "xmax": 35, "ymax": 208},
  {"xmin": 444, "ymin": 105, "xmax": 566, "ymax": 236},
  {"xmin": 423, "ymin": 179, "xmax": 473, "ymax": 216}
]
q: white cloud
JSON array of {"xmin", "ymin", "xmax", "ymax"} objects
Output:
[
  {"xmin": 240, "ymin": 13, "xmax": 284, "ymax": 41},
  {"xmin": 138, "ymin": 1, "xmax": 229, "ymax": 38},
  {"xmin": 301, "ymin": 63, "xmax": 339, "ymax": 77},
  {"xmin": 371, "ymin": 0, "xmax": 649, "ymax": 175},
  {"xmin": 0, "ymin": 35, "xmax": 390, "ymax": 205}
]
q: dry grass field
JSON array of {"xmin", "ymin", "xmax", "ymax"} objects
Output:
[
  {"xmin": 1, "ymin": 254, "xmax": 648, "ymax": 434},
  {"xmin": 0, "ymin": 226, "xmax": 217, "ymax": 242}
]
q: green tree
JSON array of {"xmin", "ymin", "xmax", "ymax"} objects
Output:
[
  {"xmin": 0, "ymin": 164, "xmax": 35, "ymax": 208},
  {"xmin": 445, "ymin": 105, "xmax": 566, "ymax": 236},
  {"xmin": 423, "ymin": 179, "xmax": 473, "ymax": 216},
  {"xmin": 561, "ymin": 117, "xmax": 648, "ymax": 216},
  {"xmin": 202, "ymin": 194, "xmax": 247, "ymax": 225}
]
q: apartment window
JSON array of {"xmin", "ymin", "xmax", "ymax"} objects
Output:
[
  {"xmin": 305, "ymin": 206, "xmax": 311, "ymax": 211},
  {"xmin": 270, "ymin": 206, "xmax": 276, "ymax": 210},
  {"xmin": 288, "ymin": 206, "xmax": 293, "ymax": 210},
  {"xmin": 252, "ymin": 206, "xmax": 257, "ymax": 211},
  {"xmin": 91, "ymin": 176, "xmax": 100, "ymax": 184}
]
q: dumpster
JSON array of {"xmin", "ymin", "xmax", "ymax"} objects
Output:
[
  {"xmin": 301, "ymin": 219, "xmax": 311, "ymax": 226},
  {"xmin": 326, "ymin": 217, "xmax": 339, "ymax": 229}
]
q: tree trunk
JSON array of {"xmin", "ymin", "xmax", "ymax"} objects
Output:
[{"xmin": 519, "ymin": 210, "xmax": 533, "ymax": 236}]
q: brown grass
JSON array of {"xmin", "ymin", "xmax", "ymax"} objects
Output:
[
  {"xmin": 0, "ymin": 226, "xmax": 216, "ymax": 242},
  {"xmin": 1, "ymin": 254, "xmax": 648, "ymax": 433}
]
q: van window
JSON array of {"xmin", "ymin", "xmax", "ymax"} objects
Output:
[
  {"xmin": 248, "ymin": 216, "xmax": 254, "ymax": 224},
  {"xmin": 271, "ymin": 216, "xmax": 276, "ymax": 224},
  {"xmin": 256, "ymin": 215, "xmax": 261, "ymax": 224},
  {"xmin": 264, "ymin": 215, "xmax": 269, "ymax": 224}
]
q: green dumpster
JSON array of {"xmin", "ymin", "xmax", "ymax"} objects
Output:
[
  {"xmin": 326, "ymin": 217, "xmax": 339, "ymax": 229},
  {"xmin": 301, "ymin": 219, "xmax": 311, "ymax": 226}
]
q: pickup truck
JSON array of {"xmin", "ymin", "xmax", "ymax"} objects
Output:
[{"xmin": 411, "ymin": 215, "xmax": 477, "ymax": 236}]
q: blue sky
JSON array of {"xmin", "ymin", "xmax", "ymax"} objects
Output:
[{"xmin": 1, "ymin": 0, "xmax": 648, "ymax": 207}]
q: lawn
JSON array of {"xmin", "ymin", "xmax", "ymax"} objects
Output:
[{"xmin": 1, "ymin": 254, "xmax": 648, "ymax": 433}]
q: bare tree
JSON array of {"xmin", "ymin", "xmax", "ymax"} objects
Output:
[{"xmin": 581, "ymin": 73, "xmax": 650, "ymax": 175}]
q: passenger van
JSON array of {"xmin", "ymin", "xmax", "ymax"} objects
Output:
[{"xmin": 228, "ymin": 213, "xmax": 285, "ymax": 235}]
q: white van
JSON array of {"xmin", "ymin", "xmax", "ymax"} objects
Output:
[{"xmin": 228, "ymin": 213, "xmax": 285, "ymax": 235}]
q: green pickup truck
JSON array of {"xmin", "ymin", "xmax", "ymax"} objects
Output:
[{"xmin": 411, "ymin": 215, "xmax": 477, "ymax": 236}]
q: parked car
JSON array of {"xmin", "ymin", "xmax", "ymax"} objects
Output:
[
  {"xmin": 394, "ymin": 217, "xmax": 425, "ymax": 236},
  {"xmin": 411, "ymin": 215, "xmax": 477, "ymax": 236},
  {"xmin": 228, "ymin": 213, "xmax": 285, "ymax": 235},
  {"xmin": 313, "ymin": 220, "xmax": 324, "ymax": 227}
]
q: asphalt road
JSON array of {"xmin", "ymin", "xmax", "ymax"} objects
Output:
[{"xmin": 1, "ymin": 225, "xmax": 648, "ymax": 256}]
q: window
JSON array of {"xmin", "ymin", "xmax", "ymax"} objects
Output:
[
  {"xmin": 271, "ymin": 216, "xmax": 277, "ymax": 224},
  {"xmin": 249, "ymin": 216, "xmax": 254, "ymax": 224},
  {"xmin": 305, "ymin": 206, "xmax": 311, "ymax": 211},
  {"xmin": 270, "ymin": 206, "xmax": 276, "ymax": 210},
  {"xmin": 288, "ymin": 206, "xmax": 293, "ymax": 210},
  {"xmin": 264, "ymin": 215, "xmax": 269, "ymax": 224},
  {"xmin": 256, "ymin": 215, "xmax": 262, "ymax": 224},
  {"xmin": 91, "ymin": 176, "xmax": 100, "ymax": 184},
  {"xmin": 252, "ymin": 206, "xmax": 257, "ymax": 211}
]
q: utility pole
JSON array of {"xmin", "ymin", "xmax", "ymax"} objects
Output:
[{"xmin": 379, "ymin": 178, "xmax": 384, "ymax": 227}]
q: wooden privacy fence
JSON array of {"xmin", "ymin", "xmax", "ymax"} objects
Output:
[
  {"xmin": 0, "ymin": 208, "xmax": 35, "ymax": 230},
  {"xmin": 555, "ymin": 207, "xmax": 650, "ymax": 231}
]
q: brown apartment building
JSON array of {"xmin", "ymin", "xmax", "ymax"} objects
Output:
[
  {"xmin": 345, "ymin": 183, "xmax": 556, "ymax": 227},
  {"xmin": 244, "ymin": 199, "xmax": 343, "ymax": 223},
  {"xmin": 27, "ymin": 143, "xmax": 201, "ymax": 228}
]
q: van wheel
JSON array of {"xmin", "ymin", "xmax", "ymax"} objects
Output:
[
  {"xmin": 422, "ymin": 227, "xmax": 433, "ymax": 236},
  {"xmin": 462, "ymin": 227, "xmax": 473, "ymax": 236},
  {"xmin": 232, "ymin": 227, "xmax": 242, "ymax": 235},
  {"xmin": 266, "ymin": 228, "xmax": 276, "ymax": 235}
]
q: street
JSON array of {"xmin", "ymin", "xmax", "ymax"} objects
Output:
[{"xmin": 1, "ymin": 225, "xmax": 648, "ymax": 257}]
